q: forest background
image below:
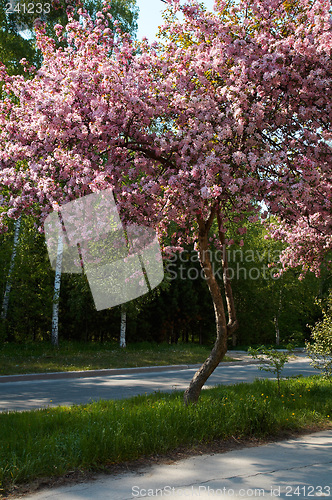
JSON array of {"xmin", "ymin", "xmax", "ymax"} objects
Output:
[{"xmin": 0, "ymin": 0, "xmax": 331, "ymax": 350}]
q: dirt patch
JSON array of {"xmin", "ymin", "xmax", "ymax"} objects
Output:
[{"xmin": 3, "ymin": 423, "xmax": 332, "ymax": 499}]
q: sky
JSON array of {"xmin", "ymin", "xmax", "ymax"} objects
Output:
[
  {"xmin": 136, "ymin": 0, "xmax": 216, "ymax": 41},
  {"xmin": 19, "ymin": 1, "xmax": 216, "ymax": 40}
]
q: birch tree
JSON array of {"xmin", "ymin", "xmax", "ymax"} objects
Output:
[
  {"xmin": 51, "ymin": 232, "xmax": 63, "ymax": 347},
  {"xmin": 119, "ymin": 303, "xmax": 126, "ymax": 348},
  {"xmin": 1, "ymin": 216, "xmax": 21, "ymax": 320}
]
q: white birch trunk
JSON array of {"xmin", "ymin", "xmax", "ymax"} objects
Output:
[
  {"xmin": 1, "ymin": 217, "xmax": 21, "ymax": 320},
  {"xmin": 120, "ymin": 304, "xmax": 127, "ymax": 348},
  {"xmin": 51, "ymin": 233, "xmax": 63, "ymax": 347},
  {"xmin": 274, "ymin": 315, "xmax": 280, "ymax": 346},
  {"xmin": 274, "ymin": 288, "xmax": 282, "ymax": 346}
]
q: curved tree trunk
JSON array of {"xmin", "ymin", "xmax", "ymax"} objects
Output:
[{"xmin": 184, "ymin": 208, "xmax": 238, "ymax": 405}]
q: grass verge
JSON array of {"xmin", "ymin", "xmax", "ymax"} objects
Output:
[
  {"xmin": 1, "ymin": 376, "xmax": 331, "ymax": 495},
  {"xmin": 0, "ymin": 341, "xmax": 235, "ymax": 376}
]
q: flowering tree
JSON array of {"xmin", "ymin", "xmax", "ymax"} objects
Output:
[
  {"xmin": 0, "ymin": 0, "xmax": 331, "ymax": 403},
  {"xmin": 0, "ymin": 0, "xmax": 138, "ymax": 77}
]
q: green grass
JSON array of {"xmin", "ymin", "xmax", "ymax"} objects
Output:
[
  {"xmin": 228, "ymin": 343, "xmax": 305, "ymax": 351},
  {"xmin": 0, "ymin": 376, "xmax": 331, "ymax": 494},
  {"xmin": 0, "ymin": 341, "xmax": 235, "ymax": 376}
]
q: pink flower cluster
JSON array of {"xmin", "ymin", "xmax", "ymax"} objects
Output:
[{"xmin": 0, "ymin": 0, "xmax": 331, "ymax": 271}]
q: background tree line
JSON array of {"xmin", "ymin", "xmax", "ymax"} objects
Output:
[{"xmin": 1, "ymin": 215, "xmax": 330, "ymax": 347}]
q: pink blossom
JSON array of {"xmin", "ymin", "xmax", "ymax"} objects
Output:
[{"xmin": 0, "ymin": 0, "xmax": 330, "ymax": 279}]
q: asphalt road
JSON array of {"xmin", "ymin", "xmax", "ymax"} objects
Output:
[{"xmin": 0, "ymin": 355, "xmax": 317, "ymax": 412}]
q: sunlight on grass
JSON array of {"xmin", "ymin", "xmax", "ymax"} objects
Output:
[
  {"xmin": 0, "ymin": 341, "xmax": 235, "ymax": 375},
  {"xmin": 0, "ymin": 376, "xmax": 331, "ymax": 493}
]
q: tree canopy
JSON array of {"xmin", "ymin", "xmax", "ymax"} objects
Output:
[{"xmin": 0, "ymin": 0, "xmax": 331, "ymax": 402}]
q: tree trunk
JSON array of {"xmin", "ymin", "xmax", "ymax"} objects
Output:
[
  {"xmin": 274, "ymin": 288, "xmax": 282, "ymax": 345},
  {"xmin": 184, "ymin": 208, "xmax": 239, "ymax": 405},
  {"xmin": 1, "ymin": 217, "xmax": 21, "ymax": 320},
  {"xmin": 51, "ymin": 232, "xmax": 63, "ymax": 347},
  {"xmin": 274, "ymin": 315, "xmax": 280, "ymax": 346},
  {"xmin": 184, "ymin": 221, "xmax": 227, "ymax": 404},
  {"xmin": 216, "ymin": 209, "xmax": 238, "ymax": 334},
  {"xmin": 120, "ymin": 304, "xmax": 127, "ymax": 348}
]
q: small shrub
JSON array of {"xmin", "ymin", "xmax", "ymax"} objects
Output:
[
  {"xmin": 306, "ymin": 292, "xmax": 332, "ymax": 381},
  {"xmin": 248, "ymin": 344, "xmax": 294, "ymax": 394}
]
